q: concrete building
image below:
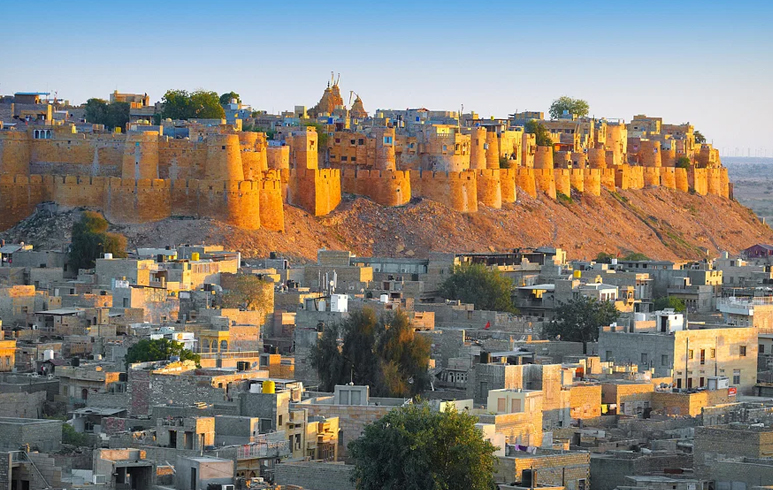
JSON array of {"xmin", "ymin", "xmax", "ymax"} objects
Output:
[{"xmin": 599, "ymin": 322, "xmax": 758, "ymax": 394}]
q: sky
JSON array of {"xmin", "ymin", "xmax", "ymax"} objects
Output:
[{"xmin": 2, "ymin": 0, "xmax": 772, "ymax": 156}]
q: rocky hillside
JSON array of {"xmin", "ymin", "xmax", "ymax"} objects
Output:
[{"xmin": 2, "ymin": 188, "xmax": 771, "ymax": 263}]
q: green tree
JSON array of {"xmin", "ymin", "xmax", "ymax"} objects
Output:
[
  {"xmin": 160, "ymin": 89, "xmax": 225, "ymax": 120},
  {"xmin": 63, "ymin": 423, "xmax": 90, "ymax": 447},
  {"xmin": 84, "ymin": 99, "xmax": 130, "ymax": 130},
  {"xmin": 349, "ymin": 403, "xmax": 497, "ymax": 490},
  {"xmin": 675, "ymin": 156, "xmax": 691, "ymax": 169},
  {"xmin": 221, "ymin": 274, "xmax": 272, "ymax": 313},
  {"xmin": 124, "ymin": 338, "xmax": 200, "ymax": 367},
  {"xmin": 546, "ymin": 296, "xmax": 620, "ymax": 353},
  {"xmin": 694, "ymin": 130, "xmax": 706, "ymax": 144},
  {"xmin": 69, "ymin": 212, "xmax": 127, "ymax": 271},
  {"xmin": 622, "ymin": 252, "xmax": 649, "ymax": 261},
  {"xmin": 524, "ymin": 119, "xmax": 553, "ymax": 148},
  {"xmin": 310, "ymin": 308, "xmax": 430, "ymax": 397},
  {"xmin": 653, "ymin": 296, "xmax": 686, "ymax": 313},
  {"xmin": 595, "ymin": 252, "xmax": 615, "ymax": 263},
  {"xmin": 549, "ymin": 96, "xmax": 590, "ymax": 120},
  {"xmin": 190, "ymin": 90, "xmax": 226, "ymax": 119},
  {"xmin": 440, "ymin": 263, "xmax": 517, "ymax": 313},
  {"xmin": 219, "ymin": 91, "xmax": 241, "ymax": 105}
]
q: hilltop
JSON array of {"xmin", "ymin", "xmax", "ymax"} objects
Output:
[{"xmin": 4, "ymin": 188, "xmax": 770, "ymax": 263}]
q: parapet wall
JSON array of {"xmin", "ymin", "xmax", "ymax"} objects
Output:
[
  {"xmin": 341, "ymin": 169, "xmax": 411, "ymax": 207},
  {"xmin": 411, "ymin": 170, "xmax": 478, "ymax": 212}
]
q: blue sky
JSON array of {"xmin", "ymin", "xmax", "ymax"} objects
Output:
[{"xmin": 2, "ymin": 0, "xmax": 771, "ymax": 155}]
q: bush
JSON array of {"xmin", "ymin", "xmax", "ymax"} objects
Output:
[
  {"xmin": 69, "ymin": 212, "xmax": 127, "ymax": 271},
  {"xmin": 441, "ymin": 263, "xmax": 517, "ymax": 313}
]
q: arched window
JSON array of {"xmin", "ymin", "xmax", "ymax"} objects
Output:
[{"xmin": 220, "ymin": 340, "xmax": 228, "ymax": 352}]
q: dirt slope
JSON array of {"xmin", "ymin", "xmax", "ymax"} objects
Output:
[{"xmin": 2, "ymin": 188, "xmax": 771, "ymax": 263}]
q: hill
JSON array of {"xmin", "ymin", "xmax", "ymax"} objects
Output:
[{"xmin": 2, "ymin": 188, "xmax": 770, "ymax": 263}]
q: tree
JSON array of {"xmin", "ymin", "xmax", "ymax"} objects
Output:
[
  {"xmin": 440, "ymin": 263, "xmax": 517, "ymax": 313},
  {"xmin": 124, "ymin": 338, "xmax": 200, "ymax": 367},
  {"xmin": 595, "ymin": 252, "xmax": 615, "ymax": 263},
  {"xmin": 675, "ymin": 156, "xmax": 691, "ymax": 169},
  {"xmin": 63, "ymin": 423, "xmax": 90, "ymax": 447},
  {"xmin": 310, "ymin": 308, "xmax": 431, "ymax": 397},
  {"xmin": 69, "ymin": 212, "xmax": 127, "ymax": 271},
  {"xmin": 653, "ymin": 296, "xmax": 686, "ymax": 313},
  {"xmin": 84, "ymin": 98, "xmax": 130, "ymax": 130},
  {"xmin": 160, "ymin": 89, "xmax": 225, "ymax": 120},
  {"xmin": 546, "ymin": 296, "xmax": 619, "ymax": 353},
  {"xmin": 524, "ymin": 119, "xmax": 554, "ymax": 148},
  {"xmin": 622, "ymin": 252, "xmax": 649, "ymax": 261},
  {"xmin": 349, "ymin": 403, "xmax": 497, "ymax": 490},
  {"xmin": 694, "ymin": 130, "xmax": 706, "ymax": 144},
  {"xmin": 221, "ymin": 274, "xmax": 272, "ymax": 313},
  {"xmin": 219, "ymin": 91, "xmax": 240, "ymax": 105},
  {"xmin": 549, "ymin": 96, "xmax": 590, "ymax": 120}
]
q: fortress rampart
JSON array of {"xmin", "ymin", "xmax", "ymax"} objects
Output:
[{"xmin": 0, "ymin": 126, "xmax": 733, "ymax": 230}]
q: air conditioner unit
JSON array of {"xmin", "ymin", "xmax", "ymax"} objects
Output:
[
  {"xmin": 221, "ymin": 485, "xmax": 235, "ymax": 490},
  {"xmin": 93, "ymin": 475, "xmax": 107, "ymax": 484}
]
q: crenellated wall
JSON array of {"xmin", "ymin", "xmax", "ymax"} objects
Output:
[
  {"xmin": 690, "ymin": 168, "xmax": 708, "ymax": 195},
  {"xmin": 341, "ymin": 169, "xmax": 410, "ymax": 207},
  {"xmin": 643, "ymin": 167, "xmax": 661, "ymax": 187},
  {"xmin": 289, "ymin": 168, "xmax": 341, "ymax": 217},
  {"xmin": 675, "ymin": 168, "xmax": 689, "ymax": 193},
  {"xmin": 583, "ymin": 169, "xmax": 602, "ymax": 196},
  {"xmin": 516, "ymin": 167, "xmax": 537, "ymax": 198},
  {"xmin": 534, "ymin": 168, "xmax": 557, "ymax": 200},
  {"xmin": 660, "ymin": 167, "xmax": 676, "ymax": 189}
]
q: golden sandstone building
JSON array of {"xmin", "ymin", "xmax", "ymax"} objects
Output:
[{"xmin": 0, "ymin": 88, "xmax": 730, "ymax": 232}]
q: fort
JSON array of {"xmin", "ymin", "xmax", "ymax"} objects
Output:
[{"xmin": 0, "ymin": 96, "xmax": 731, "ymax": 231}]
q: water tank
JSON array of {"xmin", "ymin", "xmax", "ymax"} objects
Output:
[
  {"xmin": 262, "ymin": 380, "xmax": 276, "ymax": 394},
  {"xmin": 191, "ymin": 252, "xmax": 200, "ymax": 261},
  {"xmin": 573, "ymin": 270, "xmax": 581, "ymax": 279},
  {"xmin": 43, "ymin": 349, "xmax": 54, "ymax": 361},
  {"xmin": 380, "ymin": 294, "xmax": 389, "ymax": 303},
  {"xmin": 103, "ymin": 253, "xmax": 113, "ymax": 260},
  {"xmin": 611, "ymin": 258, "xmax": 618, "ymax": 265}
]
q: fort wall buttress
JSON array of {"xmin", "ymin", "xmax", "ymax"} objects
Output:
[
  {"xmin": 555, "ymin": 169, "xmax": 571, "ymax": 197},
  {"xmin": 267, "ymin": 146, "xmax": 290, "ymax": 171},
  {"xmin": 121, "ymin": 132, "xmax": 160, "ymax": 180},
  {"xmin": 0, "ymin": 132, "xmax": 31, "ymax": 176},
  {"xmin": 373, "ymin": 127, "xmax": 397, "ymax": 171},
  {"xmin": 588, "ymin": 148, "xmax": 607, "ymax": 169},
  {"xmin": 516, "ymin": 168, "xmax": 537, "ymax": 198},
  {"xmin": 533, "ymin": 146, "xmax": 554, "ymax": 170},
  {"xmin": 203, "ymin": 181, "xmax": 260, "ymax": 230},
  {"xmin": 476, "ymin": 170, "xmax": 502, "ymax": 209},
  {"xmin": 720, "ymin": 168, "xmax": 730, "ymax": 198},
  {"xmin": 639, "ymin": 140, "xmax": 662, "ymax": 167},
  {"xmin": 674, "ymin": 168, "xmax": 689, "ymax": 193},
  {"xmin": 485, "ymin": 131, "xmax": 500, "ymax": 169},
  {"xmin": 660, "ymin": 168, "xmax": 676, "ymax": 189},
  {"xmin": 570, "ymin": 169, "xmax": 585, "ymax": 194},
  {"xmin": 413, "ymin": 171, "xmax": 477, "ymax": 213},
  {"xmin": 260, "ymin": 178, "xmax": 284, "ymax": 231},
  {"xmin": 469, "ymin": 127, "xmax": 487, "ymax": 170},
  {"xmin": 341, "ymin": 169, "xmax": 411, "ymax": 207},
  {"xmin": 628, "ymin": 165, "xmax": 644, "ymax": 190},
  {"xmin": 0, "ymin": 175, "xmax": 47, "ymax": 231},
  {"xmin": 689, "ymin": 168, "xmax": 708, "ymax": 196},
  {"xmin": 288, "ymin": 169, "xmax": 341, "ymax": 217},
  {"xmin": 583, "ymin": 169, "xmax": 602, "ymax": 196},
  {"xmin": 52, "ymin": 175, "xmax": 107, "ymax": 208},
  {"xmin": 205, "ymin": 134, "xmax": 244, "ymax": 181},
  {"xmin": 601, "ymin": 168, "xmax": 616, "ymax": 192},
  {"xmin": 643, "ymin": 167, "xmax": 661, "ymax": 187},
  {"xmin": 499, "ymin": 169, "xmax": 517, "ymax": 204},
  {"xmin": 707, "ymin": 168, "xmax": 722, "ymax": 197},
  {"xmin": 534, "ymin": 169, "xmax": 557, "ymax": 200}
]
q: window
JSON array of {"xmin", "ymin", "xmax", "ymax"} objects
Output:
[
  {"xmin": 641, "ymin": 353, "xmax": 648, "ymax": 364},
  {"xmin": 761, "ymin": 344, "xmax": 766, "ymax": 354},
  {"xmin": 335, "ymin": 138, "xmax": 341, "ymax": 144},
  {"xmin": 222, "ymin": 146, "xmax": 226, "ymax": 150},
  {"xmin": 687, "ymin": 378, "xmax": 693, "ymax": 389},
  {"xmin": 497, "ymin": 398, "xmax": 506, "ymax": 412},
  {"xmin": 688, "ymin": 349, "xmax": 694, "ymax": 360},
  {"xmin": 350, "ymin": 139, "xmax": 355, "ymax": 145},
  {"xmin": 661, "ymin": 354, "xmax": 669, "ymax": 366},
  {"xmin": 511, "ymin": 399, "xmax": 521, "ymax": 412},
  {"xmin": 700, "ymin": 349, "xmax": 705, "ymax": 365},
  {"xmin": 341, "ymin": 156, "xmax": 347, "ymax": 161},
  {"xmin": 740, "ymin": 346, "xmax": 747, "ymax": 357},
  {"xmin": 351, "ymin": 157, "xmax": 356, "ymax": 162},
  {"xmin": 676, "ymin": 378, "xmax": 682, "ymax": 389},
  {"xmin": 358, "ymin": 138, "xmax": 364, "ymax": 145},
  {"xmin": 733, "ymin": 369, "xmax": 741, "ymax": 385},
  {"xmin": 383, "ymin": 136, "xmax": 393, "ymax": 145},
  {"xmin": 711, "ymin": 348, "xmax": 716, "ymax": 359},
  {"xmin": 605, "ymin": 351, "xmax": 613, "ymax": 361}
]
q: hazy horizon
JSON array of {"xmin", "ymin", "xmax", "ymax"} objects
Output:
[{"xmin": 2, "ymin": 0, "xmax": 771, "ymax": 156}]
